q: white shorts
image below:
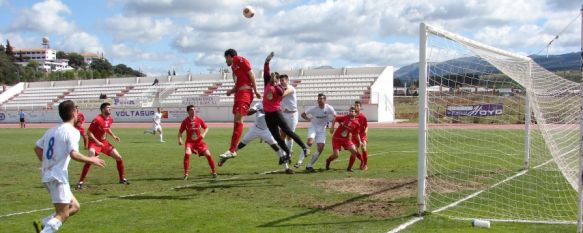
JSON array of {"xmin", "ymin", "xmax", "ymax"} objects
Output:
[
  {"xmin": 152, "ymin": 124, "xmax": 162, "ymax": 132},
  {"xmin": 241, "ymin": 126, "xmax": 277, "ymax": 145},
  {"xmin": 44, "ymin": 180, "xmax": 73, "ymax": 204},
  {"xmin": 307, "ymin": 126, "xmax": 327, "ymax": 144},
  {"xmin": 283, "ymin": 112, "xmax": 298, "ymax": 131}
]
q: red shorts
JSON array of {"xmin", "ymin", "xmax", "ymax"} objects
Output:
[
  {"xmin": 332, "ymin": 138, "xmax": 355, "ymax": 151},
  {"xmin": 88, "ymin": 140, "xmax": 114, "ymax": 156},
  {"xmin": 185, "ymin": 141, "xmax": 209, "ymax": 155},
  {"xmin": 232, "ymin": 90, "xmax": 253, "ymax": 115}
]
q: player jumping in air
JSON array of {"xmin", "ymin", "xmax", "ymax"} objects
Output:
[{"xmin": 219, "ymin": 49, "xmax": 262, "ymax": 162}]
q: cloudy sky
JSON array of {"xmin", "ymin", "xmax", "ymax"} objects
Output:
[{"xmin": 0, "ymin": 0, "xmax": 580, "ymax": 75}]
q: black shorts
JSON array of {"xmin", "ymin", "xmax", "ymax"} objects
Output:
[{"xmin": 20, "ymin": 118, "xmax": 24, "ymax": 123}]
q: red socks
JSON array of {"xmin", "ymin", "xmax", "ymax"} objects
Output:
[
  {"xmin": 229, "ymin": 122, "xmax": 244, "ymax": 153},
  {"xmin": 183, "ymin": 153, "xmax": 191, "ymax": 175},
  {"xmin": 116, "ymin": 160, "xmax": 125, "ymax": 181},
  {"xmin": 363, "ymin": 151, "xmax": 368, "ymax": 166},
  {"xmin": 205, "ymin": 155, "xmax": 216, "ymax": 173},
  {"xmin": 79, "ymin": 163, "xmax": 91, "ymax": 183}
]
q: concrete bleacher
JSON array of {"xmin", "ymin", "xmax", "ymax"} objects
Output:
[{"xmin": 1, "ymin": 66, "xmax": 387, "ymax": 111}]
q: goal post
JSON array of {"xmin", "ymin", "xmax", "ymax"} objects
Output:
[{"xmin": 418, "ymin": 22, "xmax": 582, "ymax": 226}]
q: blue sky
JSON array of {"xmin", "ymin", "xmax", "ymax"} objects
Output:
[{"xmin": 0, "ymin": 0, "xmax": 580, "ymax": 76}]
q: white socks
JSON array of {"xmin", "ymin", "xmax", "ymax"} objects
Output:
[
  {"xmin": 41, "ymin": 217, "xmax": 62, "ymax": 233},
  {"xmin": 307, "ymin": 151, "xmax": 320, "ymax": 168},
  {"xmin": 159, "ymin": 134, "xmax": 164, "ymax": 141},
  {"xmin": 298, "ymin": 145, "xmax": 312, "ymax": 163},
  {"xmin": 42, "ymin": 213, "xmax": 55, "ymax": 226},
  {"xmin": 286, "ymin": 139, "xmax": 293, "ymax": 152}
]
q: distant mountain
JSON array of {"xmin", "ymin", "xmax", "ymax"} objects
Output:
[{"xmin": 394, "ymin": 52, "xmax": 579, "ymax": 82}]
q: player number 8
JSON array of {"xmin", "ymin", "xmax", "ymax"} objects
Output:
[{"xmin": 45, "ymin": 137, "xmax": 55, "ymax": 160}]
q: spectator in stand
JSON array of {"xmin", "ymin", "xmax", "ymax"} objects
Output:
[{"xmin": 152, "ymin": 78, "xmax": 159, "ymax": 86}]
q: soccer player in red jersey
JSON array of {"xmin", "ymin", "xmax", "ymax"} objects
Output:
[
  {"xmin": 220, "ymin": 49, "xmax": 262, "ymax": 161},
  {"xmin": 178, "ymin": 105, "xmax": 217, "ymax": 180},
  {"xmin": 353, "ymin": 101, "xmax": 369, "ymax": 170},
  {"xmin": 76, "ymin": 103, "xmax": 129, "ymax": 190},
  {"xmin": 325, "ymin": 107, "xmax": 361, "ymax": 172},
  {"xmin": 74, "ymin": 105, "xmax": 88, "ymax": 149}
]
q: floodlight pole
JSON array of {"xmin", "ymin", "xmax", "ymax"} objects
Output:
[
  {"xmin": 417, "ymin": 22, "xmax": 428, "ymax": 215},
  {"xmin": 578, "ymin": 4, "xmax": 583, "ymax": 233}
]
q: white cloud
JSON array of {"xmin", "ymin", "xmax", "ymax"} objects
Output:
[
  {"xmin": 102, "ymin": 15, "xmax": 173, "ymax": 43},
  {"xmin": 9, "ymin": 0, "xmax": 75, "ymax": 35},
  {"xmin": 109, "ymin": 43, "xmax": 175, "ymax": 60},
  {"xmin": 56, "ymin": 32, "xmax": 103, "ymax": 54}
]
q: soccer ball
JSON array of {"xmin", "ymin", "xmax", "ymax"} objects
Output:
[{"xmin": 243, "ymin": 6, "xmax": 255, "ymax": 18}]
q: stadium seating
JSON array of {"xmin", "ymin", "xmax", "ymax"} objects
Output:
[{"xmin": 0, "ymin": 67, "xmax": 383, "ymax": 110}]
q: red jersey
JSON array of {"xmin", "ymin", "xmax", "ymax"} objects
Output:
[
  {"xmin": 263, "ymin": 82, "xmax": 283, "ymax": 112},
  {"xmin": 354, "ymin": 112, "xmax": 368, "ymax": 140},
  {"xmin": 89, "ymin": 114, "xmax": 113, "ymax": 142},
  {"xmin": 333, "ymin": 115, "xmax": 360, "ymax": 140},
  {"xmin": 231, "ymin": 55, "xmax": 252, "ymax": 89},
  {"xmin": 179, "ymin": 116, "xmax": 207, "ymax": 143},
  {"xmin": 75, "ymin": 112, "xmax": 85, "ymax": 130}
]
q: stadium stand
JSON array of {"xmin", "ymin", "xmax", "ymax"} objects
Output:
[{"xmin": 0, "ymin": 66, "xmax": 394, "ymax": 122}]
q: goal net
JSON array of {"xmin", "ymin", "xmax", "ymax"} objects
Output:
[{"xmin": 418, "ymin": 23, "xmax": 579, "ymax": 224}]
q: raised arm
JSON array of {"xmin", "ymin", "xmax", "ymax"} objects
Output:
[{"xmin": 263, "ymin": 62, "xmax": 271, "ymax": 87}]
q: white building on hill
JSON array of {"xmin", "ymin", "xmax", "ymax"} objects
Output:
[{"xmin": 14, "ymin": 37, "xmax": 74, "ymax": 72}]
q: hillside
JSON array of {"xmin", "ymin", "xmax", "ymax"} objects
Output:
[{"xmin": 395, "ymin": 52, "xmax": 579, "ymax": 82}]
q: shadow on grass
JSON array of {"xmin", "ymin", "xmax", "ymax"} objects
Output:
[
  {"xmin": 174, "ymin": 182, "xmax": 283, "ymax": 191},
  {"xmin": 119, "ymin": 194, "xmax": 195, "ymax": 200},
  {"xmin": 258, "ymin": 179, "xmax": 417, "ymax": 228}
]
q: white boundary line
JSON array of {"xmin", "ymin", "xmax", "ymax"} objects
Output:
[
  {"xmin": 385, "ymin": 158, "xmax": 557, "ymax": 233},
  {"xmin": 0, "ymin": 176, "xmax": 240, "ymax": 219},
  {"xmin": 386, "ymin": 217, "xmax": 424, "ymax": 233}
]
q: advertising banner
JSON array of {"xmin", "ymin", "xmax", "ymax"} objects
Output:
[
  {"xmin": 181, "ymin": 96, "xmax": 219, "ymax": 106},
  {"xmin": 446, "ymin": 103, "xmax": 504, "ymax": 117}
]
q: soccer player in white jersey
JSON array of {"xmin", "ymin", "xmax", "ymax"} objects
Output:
[
  {"xmin": 144, "ymin": 107, "xmax": 165, "ymax": 142},
  {"xmin": 295, "ymin": 93, "xmax": 336, "ymax": 172},
  {"xmin": 32, "ymin": 100, "xmax": 106, "ymax": 233},
  {"xmin": 220, "ymin": 102, "xmax": 293, "ymax": 173},
  {"xmin": 279, "ymin": 75, "xmax": 299, "ymax": 155}
]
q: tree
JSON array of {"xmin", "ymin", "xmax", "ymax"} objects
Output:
[
  {"xmin": 0, "ymin": 51, "xmax": 19, "ymax": 84},
  {"xmin": 56, "ymin": 51, "xmax": 67, "ymax": 59},
  {"xmin": 90, "ymin": 58, "xmax": 113, "ymax": 77},
  {"xmin": 5, "ymin": 40, "xmax": 14, "ymax": 58},
  {"xmin": 26, "ymin": 60, "xmax": 39, "ymax": 70},
  {"xmin": 0, "ymin": 44, "xmax": 5, "ymax": 53},
  {"xmin": 67, "ymin": 52, "xmax": 85, "ymax": 69}
]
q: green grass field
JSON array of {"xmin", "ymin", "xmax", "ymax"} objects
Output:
[{"xmin": 0, "ymin": 127, "xmax": 577, "ymax": 232}]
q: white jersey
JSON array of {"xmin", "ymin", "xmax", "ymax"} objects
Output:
[
  {"xmin": 281, "ymin": 85, "xmax": 297, "ymax": 112},
  {"xmin": 153, "ymin": 112, "xmax": 162, "ymax": 126},
  {"xmin": 250, "ymin": 102, "xmax": 268, "ymax": 130},
  {"xmin": 305, "ymin": 104, "xmax": 336, "ymax": 131},
  {"xmin": 35, "ymin": 123, "xmax": 80, "ymax": 184}
]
